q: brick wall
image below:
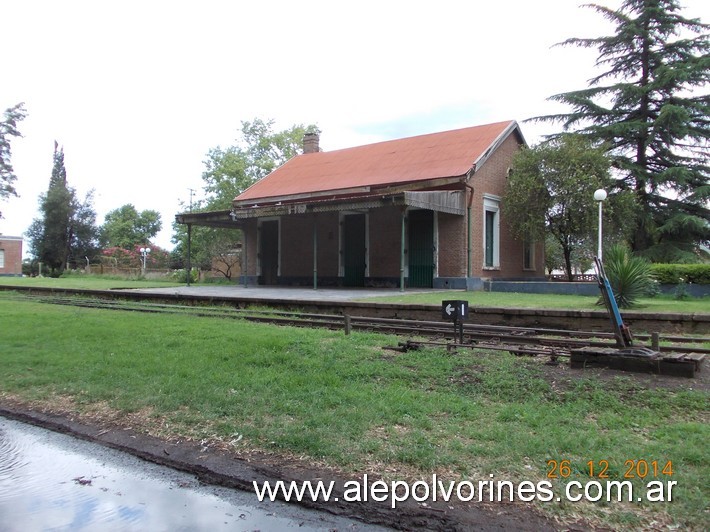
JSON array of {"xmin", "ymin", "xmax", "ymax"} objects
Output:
[
  {"xmin": 280, "ymin": 213, "xmax": 339, "ymax": 277},
  {"xmin": 316, "ymin": 213, "xmax": 340, "ymax": 276},
  {"xmin": 281, "ymin": 215, "xmax": 312, "ymax": 276},
  {"xmin": 242, "ymin": 219, "xmax": 258, "ymax": 276},
  {"xmin": 469, "ymin": 134, "xmax": 545, "ymax": 279},
  {"xmin": 437, "ymin": 212, "xmax": 466, "ymax": 277},
  {"xmin": 369, "ymin": 207, "xmax": 404, "ymax": 277},
  {"xmin": 0, "ymin": 236, "xmax": 23, "ymax": 276}
]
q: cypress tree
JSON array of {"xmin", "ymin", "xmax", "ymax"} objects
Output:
[{"xmin": 28, "ymin": 143, "xmax": 79, "ymax": 275}]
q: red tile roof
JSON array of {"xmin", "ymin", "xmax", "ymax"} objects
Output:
[{"xmin": 234, "ymin": 120, "xmax": 519, "ymax": 205}]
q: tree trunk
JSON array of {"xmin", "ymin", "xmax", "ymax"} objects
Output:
[{"xmin": 562, "ymin": 245, "xmax": 574, "ymax": 282}]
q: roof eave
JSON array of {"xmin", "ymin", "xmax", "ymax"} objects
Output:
[
  {"xmin": 232, "ymin": 175, "xmax": 466, "ymax": 208},
  {"xmin": 175, "ymin": 210, "xmax": 242, "ymax": 228}
]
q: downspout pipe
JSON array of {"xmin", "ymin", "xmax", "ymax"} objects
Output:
[{"xmin": 464, "ymin": 181, "xmax": 475, "ymax": 288}]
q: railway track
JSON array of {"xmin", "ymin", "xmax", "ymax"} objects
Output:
[{"xmin": 4, "ymin": 291, "xmax": 710, "ymax": 360}]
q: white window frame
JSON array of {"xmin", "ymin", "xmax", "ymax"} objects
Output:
[
  {"xmin": 483, "ymin": 194, "xmax": 501, "ymax": 269},
  {"xmin": 0, "ymin": 249, "xmax": 4, "ymax": 269}
]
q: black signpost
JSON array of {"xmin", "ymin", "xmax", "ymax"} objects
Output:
[{"xmin": 442, "ymin": 300, "xmax": 469, "ymax": 344}]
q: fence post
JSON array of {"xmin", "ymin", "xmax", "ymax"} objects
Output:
[{"xmin": 344, "ymin": 314, "xmax": 352, "ymax": 335}]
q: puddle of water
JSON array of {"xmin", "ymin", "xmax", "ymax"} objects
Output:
[{"xmin": 0, "ymin": 416, "xmax": 383, "ymax": 531}]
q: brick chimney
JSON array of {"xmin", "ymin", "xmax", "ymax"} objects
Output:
[{"xmin": 303, "ymin": 132, "xmax": 320, "ymax": 154}]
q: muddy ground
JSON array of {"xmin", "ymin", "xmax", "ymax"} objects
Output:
[{"xmin": 0, "ymin": 359, "xmax": 705, "ymax": 531}]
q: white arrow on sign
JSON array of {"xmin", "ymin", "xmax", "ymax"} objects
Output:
[{"xmin": 445, "ymin": 304, "xmax": 455, "ymax": 316}]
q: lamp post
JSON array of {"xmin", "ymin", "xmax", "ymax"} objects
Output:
[
  {"xmin": 139, "ymin": 247, "xmax": 151, "ymax": 275},
  {"xmin": 593, "ymin": 189, "xmax": 607, "ymax": 260}
]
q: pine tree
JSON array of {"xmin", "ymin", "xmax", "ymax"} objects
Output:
[{"xmin": 536, "ymin": 0, "xmax": 709, "ymax": 261}]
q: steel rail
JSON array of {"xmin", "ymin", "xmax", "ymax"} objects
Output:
[{"xmin": 3, "ymin": 292, "xmax": 709, "ymax": 357}]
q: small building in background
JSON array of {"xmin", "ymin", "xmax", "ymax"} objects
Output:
[{"xmin": 0, "ymin": 235, "xmax": 23, "ymax": 276}]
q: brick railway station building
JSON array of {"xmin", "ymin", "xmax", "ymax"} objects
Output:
[{"xmin": 176, "ymin": 120, "xmax": 545, "ymax": 290}]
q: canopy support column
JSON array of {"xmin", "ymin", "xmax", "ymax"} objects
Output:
[
  {"xmin": 185, "ymin": 223, "xmax": 192, "ymax": 287},
  {"xmin": 313, "ymin": 217, "xmax": 318, "ymax": 290},
  {"xmin": 243, "ymin": 228, "xmax": 248, "ymax": 288},
  {"xmin": 400, "ymin": 209, "xmax": 406, "ymax": 292}
]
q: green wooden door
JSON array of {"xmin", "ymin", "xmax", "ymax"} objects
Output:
[
  {"xmin": 408, "ymin": 210, "xmax": 434, "ymax": 288},
  {"xmin": 343, "ymin": 214, "xmax": 366, "ymax": 287}
]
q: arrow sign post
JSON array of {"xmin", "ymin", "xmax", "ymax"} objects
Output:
[{"xmin": 442, "ymin": 300, "xmax": 469, "ymax": 344}]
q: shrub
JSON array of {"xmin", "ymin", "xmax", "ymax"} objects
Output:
[
  {"xmin": 22, "ymin": 260, "xmax": 38, "ymax": 277},
  {"xmin": 673, "ymin": 284, "xmax": 691, "ymax": 300},
  {"xmin": 650, "ymin": 264, "xmax": 710, "ymax": 285},
  {"xmin": 603, "ymin": 245, "xmax": 652, "ymax": 308},
  {"xmin": 170, "ymin": 268, "xmax": 198, "ymax": 284}
]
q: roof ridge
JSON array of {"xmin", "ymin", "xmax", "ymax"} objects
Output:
[{"xmin": 304, "ymin": 120, "xmax": 516, "ymax": 156}]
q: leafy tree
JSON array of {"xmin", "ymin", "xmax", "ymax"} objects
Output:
[
  {"xmin": 172, "ymin": 223, "xmax": 242, "ymax": 280},
  {"xmin": 27, "ymin": 143, "xmax": 99, "ymax": 275},
  {"xmin": 173, "ymin": 118, "xmax": 318, "ymax": 279},
  {"xmin": 200, "ymin": 146, "xmax": 250, "ymax": 211},
  {"xmin": 545, "ymin": 234, "xmax": 598, "ymax": 277},
  {"xmin": 99, "ymin": 204, "xmax": 162, "ymax": 249},
  {"xmin": 172, "ymin": 222, "xmax": 239, "ymax": 269},
  {"xmin": 504, "ymin": 134, "xmax": 636, "ymax": 280},
  {"xmin": 535, "ymin": 0, "xmax": 709, "ymax": 261},
  {"xmin": 65, "ymin": 190, "xmax": 100, "ymax": 268},
  {"xmin": 200, "ymin": 118, "xmax": 319, "ymax": 209},
  {"xmin": 0, "ymin": 102, "xmax": 27, "ymax": 218},
  {"xmin": 544, "ymin": 233, "xmax": 565, "ymax": 275}
]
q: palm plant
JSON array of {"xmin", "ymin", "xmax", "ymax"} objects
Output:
[{"xmin": 603, "ymin": 245, "xmax": 652, "ymax": 308}]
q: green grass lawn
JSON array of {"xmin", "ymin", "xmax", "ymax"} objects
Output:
[
  {"xmin": 362, "ymin": 290, "xmax": 710, "ymax": 313},
  {"xmin": 0, "ymin": 274, "xmax": 183, "ymax": 291},
  {"xmin": 0, "ymin": 297, "xmax": 707, "ymax": 529}
]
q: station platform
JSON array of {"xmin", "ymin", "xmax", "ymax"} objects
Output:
[{"xmin": 126, "ymin": 284, "xmax": 454, "ymax": 303}]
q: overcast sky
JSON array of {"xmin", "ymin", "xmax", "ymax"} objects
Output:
[{"xmin": 1, "ymin": 0, "xmax": 707, "ymax": 252}]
